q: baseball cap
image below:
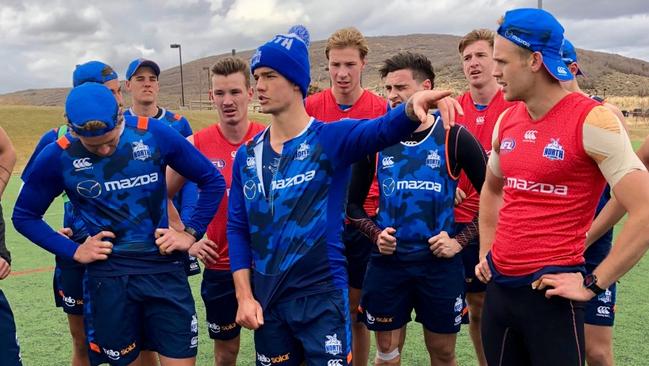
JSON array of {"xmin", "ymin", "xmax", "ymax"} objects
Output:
[
  {"xmin": 561, "ymin": 39, "xmax": 584, "ymax": 76},
  {"xmin": 72, "ymin": 61, "xmax": 118, "ymax": 87},
  {"xmin": 125, "ymin": 58, "xmax": 161, "ymax": 80},
  {"xmin": 65, "ymin": 83, "xmax": 119, "ymax": 137},
  {"xmin": 497, "ymin": 8, "xmax": 573, "ymax": 81},
  {"xmin": 250, "ymin": 25, "xmax": 311, "ymax": 97}
]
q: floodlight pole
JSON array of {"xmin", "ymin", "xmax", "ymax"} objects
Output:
[{"xmin": 170, "ymin": 43, "xmax": 185, "ymax": 107}]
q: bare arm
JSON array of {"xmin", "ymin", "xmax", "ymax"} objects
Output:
[
  {"xmin": 233, "ymin": 269, "xmax": 264, "ymax": 330},
  {"xmin": 165, "ymin": 135, "xmax": 194, "ymax": 199},
  {"xmin": 0, "ymin": 127, "xmax": 16, "ymax": 197}
]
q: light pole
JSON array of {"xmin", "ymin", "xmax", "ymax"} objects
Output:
[
  {"xmin": 170, "ymin": 43, "xmax": 185, "ymax": 108},
  {"xmin": 202, "ymin": 66, "xmax": 211, "ymax": 110}
]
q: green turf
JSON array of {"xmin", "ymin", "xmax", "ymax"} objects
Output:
[
  {"xmin": 3, "ymin": 178, "xmax": 649, "ymax": 365},
  {"xmin": 1, "ymin": 108, "xmax": 648, "ymax": 364}
]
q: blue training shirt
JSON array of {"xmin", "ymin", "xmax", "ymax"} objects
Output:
[
  {"xmin": 13, "ymin": 116, "xmax": 225, "ymax": 276},
  {"xmin": 376, "ymin": 114, "xmax": 458, "ymax": 262},
  {"xmin": 227, "ymin": 104, "xmax": 419, "ymax": 309},
  {"xmin": 124, "ymin": 107, "xmax": 197, "ymax": 223}
]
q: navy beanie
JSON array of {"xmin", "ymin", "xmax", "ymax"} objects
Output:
[{"xmin": 250, "ymin": 25, "xmax": 311, "ymax": 97}]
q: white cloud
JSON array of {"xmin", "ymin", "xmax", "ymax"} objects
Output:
[{"xmin": 0, "ymin": 0, "xmax": 648, "ymax": 93}]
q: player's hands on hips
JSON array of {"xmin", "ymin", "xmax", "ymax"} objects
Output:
[
  {"xmin": 0, "ymin": 257, "xmax": 11, "ymax": 280},
  {"xmin": 73, "ymin": 231, "xmax": 115, "ymax": 264},
  {"xmin": 428, "ymin": 231, "xmax": 462, "ymax": 258},
  {"xmin": 406, "ymin": 90, "xmax": 464, "ymax": 130},
  {"xmin": 534, "ymin": 272, "xmax": 595, "ymax": 301},
  {"xmin": 454, "ymin": 188, "xmax": 466, "ymax": 206},
  {"xmin": 155, "ymin": 228, "xmax": 195, "ymax": 255},
  {"xmin": 57, "ymin": 227, "xmax": 74, "ymax": 238},
  {"xmin": 189, "ymin": 238, "xmax": 219, "ymax": 266},
  {"xmin": 376, "ymin": 227, "xmax": 397, "ymax": 255},
  {"xmin": 236, "ymin": 296, "xmax": 264, "ymax": 330},
  {"xmin": 475, "ymin": 256, "xmax": 492, "ymax": 283}
]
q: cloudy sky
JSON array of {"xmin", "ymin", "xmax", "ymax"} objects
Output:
[{"xmin": 1, "ymin": 0, "xmax": 648, "ymax": 93}]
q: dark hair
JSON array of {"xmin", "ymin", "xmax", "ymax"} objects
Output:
[{"xmin": 379, "ymin": 52, "xmax": 435, "ymax": 87}]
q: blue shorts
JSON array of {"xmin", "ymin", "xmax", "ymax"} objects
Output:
[
  {"xmin": 254, "ymin": 289, "xmax": 352, "ymax": 366},
  {"xmin": 456, "ymin": 223, "xmax": 485, "ymax": 294},
  {"xmin": 584, "ymin": 265, "xmax": 616, "ymax": 326},
  {"xmin": 201, "ymin": 269, "xmax": 240, "ymax": 340},
  {"xmin": 0, "ymin": 289, "xmax": 22, "ymax": 366},
  {"xmin": 343, "ymin": 223, "xmax": 374, "ymax": 290},
  {"xmin": 53, "ymin": 260, "xmax": 86, "ymax": 315},
  {"xmin": 85, "ymin": 270, "xmax": 198, "ymax": 365},
  {"xmin": 360, "ymin": 256, "xmax": 466, "ymax": 333}
]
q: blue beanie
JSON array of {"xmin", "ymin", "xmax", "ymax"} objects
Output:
[
  {"xmin": 66, "ymin": 83, "xmax": 119, "ymax": 137},
  {"xmin": 250, "ymin": 25, "xmax": 311, "ymax": 97}
]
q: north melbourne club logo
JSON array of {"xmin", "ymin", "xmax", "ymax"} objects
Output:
[
  {"xmin": 295, "ymin": 142, "xmax": 309, "ymax": 161},
  {"xmin": 246, "ymin": 156, "xmax": 256, "ymax": 170},
  {"xmin": 598, "ymin": 289, "xmax": 612, "ymax": 304},
  {"xmin": 132, "ymin": 140, "xmax": 151, "ymax": 161},
  {"xmin": 426, "ymin": 150, "xmax": 441, "ymax": 169},
  {"xmin": 454, "ymin": 295, "xmax": 463, "ymax": 312},
  {"xmin": 543, "ymin": 138, "xmax": 565, "ymax": 161},
  {"xmin": 325, "ymin": 334, "xmax": 342, "ymax": 356},
  {"xmin": 76, "ymin": 180, "xmax": 102, "ymax": 198}
]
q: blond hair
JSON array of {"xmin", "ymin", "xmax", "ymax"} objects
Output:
[
  {"xmin": 458, "ymin": 29, "xmax": 495, "ymax": 54},
  {"xmin": 325, "ymin": 27, "xmax": 369, "ymax": 60}
]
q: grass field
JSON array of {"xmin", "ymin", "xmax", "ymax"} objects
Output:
[{"xmin": 1, "ymin": 106, "xmax": 649, "ymax": 364}]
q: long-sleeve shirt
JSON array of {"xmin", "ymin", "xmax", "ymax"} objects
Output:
[
  {"xmin": 227, "ymin": 104, "xmax": 420, "ymax": 309},
  {"xmin": 13, "ymin": 116, "xmax": 225, "ymax": 276}
]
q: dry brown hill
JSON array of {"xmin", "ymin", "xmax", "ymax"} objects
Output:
[{"xmin": 3, "ymin": 33, "xmax": 649, "ymax": 108}]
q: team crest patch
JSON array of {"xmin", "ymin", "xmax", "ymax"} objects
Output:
[
  {"xmin": 598, "ymin": 289, "xmax": 612, "ymax": 304},
  {"xmin": 426, "ymin": 150, "xmax": 441, "ymax": 169},
  {"xmin": 454, "ymin": 295, "xmax": 463, "ymax": 312},
  {"xmin": 325, "ymin": 334, "xmax": 342, "ymax": 356},
  {"xmin": 475, "ymin": 116, "xmax": 485, "ymax": 125},
  {"xmin": 543, "ymin": 138, "xmax": 564, "ymax": 161},
  {"xmin": 500, "ymin": 138, "xmax": 516, "ymax": 153},
  {"xmin": 295, "ymin": 142, "xmax": 309, "ymax": 161},
  {"xmin": 132, "ymin": 140, "xmax": 151, "ymax": 161}
]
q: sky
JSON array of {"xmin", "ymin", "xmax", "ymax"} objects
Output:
[{"xmin": 0, "ymin": 0, "xmax": 648, "ymax": 93}]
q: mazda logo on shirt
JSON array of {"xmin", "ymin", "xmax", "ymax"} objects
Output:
[{"xmin": 76, "ymin": 180, "xmax": 102, "ymax": 198}]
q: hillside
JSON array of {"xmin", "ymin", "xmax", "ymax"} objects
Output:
[{"xmin": 2, "ymin": 33, "xmax": 649, "ymax": 108}]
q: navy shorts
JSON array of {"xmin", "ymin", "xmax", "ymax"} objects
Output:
[
  {"xmin": 456, "ymin": 223, "xmax": 485, "ymax": 294},
  {"xmin": 584, "ymin": 265, "xmax": 616, "ymax": 326},
  {"xmin": 482, "ymin": 281, "xmax": 585, "ymax": 366},
  {"xmin": 53, "ymin": 260, "xmax": 86, "ymax": 315},
  {"xmin": 342, "ymin": 224, "xmax": 373, "ymax": 290},
  {"xmin": 360, "ymin": 256, "xmax": 466, "ymax": 333},
  {"xmin": 254, "ymin": 289, "xmax": 352, "ymax": 366},
  {"xmin": 184, "ymin": 254, "xmax": 201, "ymax": 276},
  {"xmin": 0, "ymin": 289, "xmax": 22, "ymax": 366},
  {"xmin": 85, "ymin": 270, "xmax": 198, "ymax": 365},
  {"xmin": 201, "ymin": 269, "xmax": 240, "ymax": 340}
]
